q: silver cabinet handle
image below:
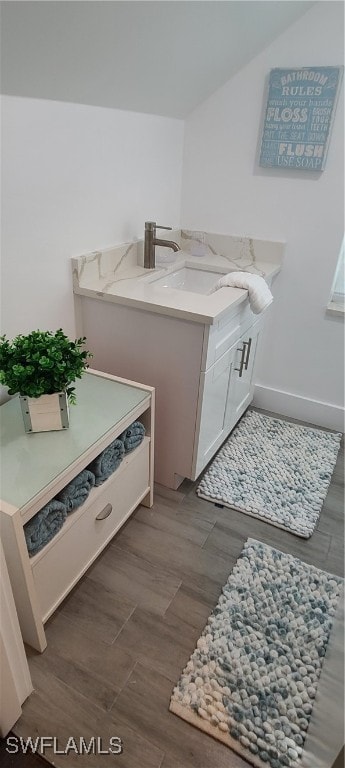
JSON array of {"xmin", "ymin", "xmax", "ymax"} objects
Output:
[
  {"xmin": 96, "ymin": 503, "xmax": 112, "ymax": 521},
  {"xmin": 244, "ymin": 337, "xmax": 252, "ymax": 370},
  {"xmin": 235, "ymin": 343, "xmax": 247, "ymax": 378}
]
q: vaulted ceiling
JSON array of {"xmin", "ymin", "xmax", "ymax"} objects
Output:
[{"xmin": 1, "ymin": 1, "xmax": 315, "ymax": 118}]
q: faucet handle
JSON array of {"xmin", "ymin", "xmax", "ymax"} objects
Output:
[{"xmin": 144, "ymin": 221, "xmax": 172, "ymax": 232}]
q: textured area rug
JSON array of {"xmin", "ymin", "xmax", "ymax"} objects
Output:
[
  {"xmin": 170, "ymin": 539, "xmax": 343, "ymax": 768},
  {"xmin": 196, "ymin": 411, "xmax": 341, "ymax": 538}
]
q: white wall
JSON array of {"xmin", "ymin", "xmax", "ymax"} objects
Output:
[
  {"xmin": 181, "ymin": 2, "xmax": 344, "ymax": 429},
  {"xmin": 1, "ymin": 96, "xmax": 184, "ymax": 339}
]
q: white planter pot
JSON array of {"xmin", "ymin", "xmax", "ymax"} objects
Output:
[{"xmin": 19, "ymin": 392, "xmax": 70, "ymax": 433}]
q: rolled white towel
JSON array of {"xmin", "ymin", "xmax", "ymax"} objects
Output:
[{"xmin": 209, "ymin": 271, "xmax": 273, "ymax": 314}]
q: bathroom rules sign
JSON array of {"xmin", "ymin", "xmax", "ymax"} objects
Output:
[{"xmin": 259, "ymin": 66, "xmax": 343, "ymax": 170}]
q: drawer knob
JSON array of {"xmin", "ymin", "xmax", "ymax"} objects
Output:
[{"xmin": 96, "ymin": 503, "xmax": 113, "ymax": 521}]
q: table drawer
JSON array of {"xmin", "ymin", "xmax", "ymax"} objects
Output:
[{"xmin": 32, "ymin": 440, "xmax": 149, "ymax": 621}]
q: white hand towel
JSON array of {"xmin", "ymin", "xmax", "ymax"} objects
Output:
[{"xmin": 209, "ymin": 271, "xmax": 273, "ymax": 314}]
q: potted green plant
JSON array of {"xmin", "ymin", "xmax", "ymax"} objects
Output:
[{"xmin": 0, "ymin": 329, "xmax": 92, "ymax": 432}]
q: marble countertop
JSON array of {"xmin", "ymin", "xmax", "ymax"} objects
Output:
[{"xmin": 72, "ymin": 231, "xmax": 284, "ymax": 325}]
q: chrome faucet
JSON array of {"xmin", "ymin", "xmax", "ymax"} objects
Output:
[{"xmin": 144, "ymin": 221, "xmax": 180, "ymax": 269}]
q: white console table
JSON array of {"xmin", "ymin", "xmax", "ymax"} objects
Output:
[{"xmin": 0, "ymin": 369, "xmax": 154, "ymax": 652}]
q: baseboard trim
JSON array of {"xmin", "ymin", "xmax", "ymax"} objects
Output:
[{"xmin": 253, "ymin": 385, "xmax": 344, "ymax": 433}]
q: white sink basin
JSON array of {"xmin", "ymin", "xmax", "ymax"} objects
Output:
[{"xmin": 149, "ymin": 266, "xmax": 223, "ymax": 294}]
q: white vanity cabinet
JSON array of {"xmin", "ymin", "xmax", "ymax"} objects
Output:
[
  {"xmin": 75, "ymin": 293, "xmax": 266, "ymax": 489},
  {"xmin": 192, "ymin": 313, "xmax": 262, "ymax": 479},
  {"xmin": 0, "ymin": 370, "xmax": 154, "ymax": 652}
]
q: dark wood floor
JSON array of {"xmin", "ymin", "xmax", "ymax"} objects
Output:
[{"xmin": 1, "ymin": 408, "xmax": 344, "ymax": 768}]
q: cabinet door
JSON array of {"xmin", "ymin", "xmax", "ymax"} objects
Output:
[
  {"xmin": 193, "ymin": 321, "xmax": 262, "ymax": 480},
  {"xmin": 194, "ymin": 345, "xmax": 237, "ymax": 476},
  {"xmin": 226, "ymin": 322, "xmax": 261, "ymax": 431}
]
